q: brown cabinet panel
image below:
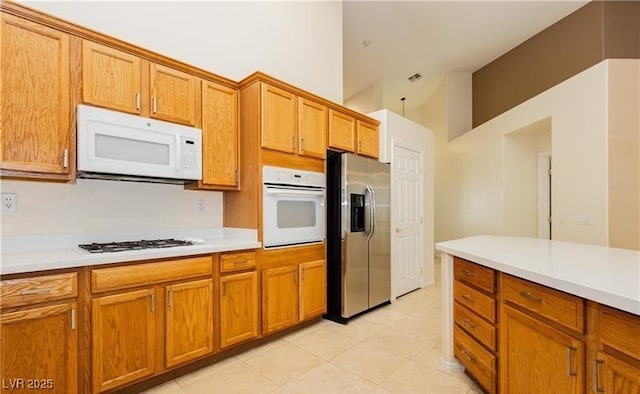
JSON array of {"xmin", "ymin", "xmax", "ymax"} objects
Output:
[
  {"xmin": 599, "ymin": 306, "xmax": 640, "ymax": 361},
  {"xmin": 454, "ymin": 257, "xmax": 496, "ymax": 295},
  {"xmin": 356, "ymin": 120, "xmax": 379, "ymax": 159},
  {"xmin": 454, "ymin": 302, "xmax": 496, "ymax": 352},
  {"xmin": 0, "ymin": 273, "xmax": 77, "ymax": 309},
  {"xmin": 220, "ymin": 251, "xmax": 257, "ymax": 273},
  {"xmin": 150, "ymin": 63, "xmax": 198, "ymax": 126},
  {"xmin": 201, "ymin": 80, "xmax": 238, "ymax": 187},
  {"xmin": 92, "ymin": 288, "xmax": 156, "ymax": 392},
  {"xmin": 503, "ymin": 274, "xmax": 584, "ymax": 333},
  {"xmin": 82, "ymin": 40, "xmax": 142, "ymax": 114},
  {"xmin": 454, "ymin": 280, "xmax": 496, "ymax": 323},
  {"xmin": 297, "ymin": 98, "xmax": 327, "ymax": 159},
  {"xmin": 328, "ymin": 109, "xmax": 355, "ymax": 152},
  {"xmin": 219, "ymin": 271, "xmax": 258, "ymax": 349},
  {"xmin": 165, "ymin": 279, "xmax": 213, "ymax": 368},
  {"xmin": 299, "ymin": 260, "xmax": 326, "ymax": 321},
  {"xmin": 500, "ymin": 305, "xmax": 584, "ymax": 394},
  {"xmin": 1, "ymin": 14, "xmax": 71, "ymax": 175},
  {"xmin": 1, "ymin": 302, "xmax": 77, "ymax": 394},
  {"xmin": 603, "ymin": 353, "xmax": 640, "ymax": 394},
  {"xmin": 261, "ymin": 83, "xmax": 297, "ymax": 154},
  {"xmin": 262, "ymin": 265, "xmax": 298, "ymax": 334},
  {"xmin": 454, "ymin": 325, "xmax": 496, "ymax": 393}
]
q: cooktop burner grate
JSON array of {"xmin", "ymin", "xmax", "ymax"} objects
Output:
[{"xmin": 78, "ymin": 238, "xmax": 194, "ymax": 254}]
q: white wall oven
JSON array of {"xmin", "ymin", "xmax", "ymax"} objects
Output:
[{"xmin": 262, "ymin": 166, "xmax": 325, "ymax": 248}]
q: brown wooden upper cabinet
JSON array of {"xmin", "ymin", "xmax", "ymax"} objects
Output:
[
  {"xmin": 260, "ymin": 83, "xmax": 327, "ymax": 159},
  {"xmin": 261, "ymin": 83, "xmax": 297, "ymax": 154},
  {"xmin": 0, "ymin": 14, "xmax": 73, "ymax": 179},
  {"xmin": 328, "ymin": 109, "xmax": 356, "ymax": 153},
  {"xmin": 356, "ymin": 120, "xmax": 379, "ymax": 159},
  {"xmin": 199, "ymin": 80, "xmax": 239, "ymax": 188},
  {"xmin": 82, "ymin": 40, "xmax": 198, "ymax": 126},
  {"xmin": 297, "ymin": 97, "xmax": 327, "ymax": 159}
]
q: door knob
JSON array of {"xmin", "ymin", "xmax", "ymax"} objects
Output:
[{"xmin": 395, "ymin": 227, "xmax": 403, "ymax": 233}]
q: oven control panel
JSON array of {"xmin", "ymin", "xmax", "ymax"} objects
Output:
[{"xmin": 262, "ymin": 166, "xmax": 325, "ymax": 188}]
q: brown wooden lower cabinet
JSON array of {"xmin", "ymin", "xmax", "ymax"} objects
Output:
[
  {"xmin": 165, "ymin": 279, "xmax": 214, "ymax": 368},
  {"xmin": 600, "ymin": 353, "xmax": 640, "ymax": 393},
  {"xmin": 500, "ymin": 305, "xmax": 584, "ymax": 393},
  {"xmin": 262, "ymin": 265, "xmax": 298, "ymax": 334},
  {"xmin": 92, "ymin": 288, "xmax": 156, "ymax": 393},
  {"xmin": 219, "ymin": 271, "xmax": 259, "ymax": 349},
  {"xmin": 0, "ymin": 302, "xmax": 77, "ymax": 394},
  {"xmin": 298, "ymin": 260, "xmax": 326, "ymax": 321}
]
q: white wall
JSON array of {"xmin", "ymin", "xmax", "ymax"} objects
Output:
[
  {"xmin": 344, "ymin": 84, "xmax": 383, "ymax": 114},
  {"xmin": 22, "ymin": 1, "xmax": 343, "ymax": 103},
  {"xmin": 1, "ymin": 179, "xmax": 222, "ymax": 235},
  {"xmin": 368, "ymin": 110, "xmax": 435, "ymax": 287},
  {"xmin": 2, "ymin": 1, "xmax": 343, "ymax": 236},
  {"xmin": 430, "ymin": 60, "xmax": 615, "ymax": 246}
]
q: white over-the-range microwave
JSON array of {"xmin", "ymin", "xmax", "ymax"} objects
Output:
[{"xmin": 77, "ymin": 105, "xmax": 202, "ymax": 183}]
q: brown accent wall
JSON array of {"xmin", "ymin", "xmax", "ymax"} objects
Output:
[{"xmin": 472, "ymin": 1, "xmax": 640, "ymax": 127}]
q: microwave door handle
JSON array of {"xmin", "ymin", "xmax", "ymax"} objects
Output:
[{"xmin": 175, "ymin": 135, "xmax": 182, "ymax": 172}]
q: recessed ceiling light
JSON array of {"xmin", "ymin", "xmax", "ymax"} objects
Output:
[{"xmin": 362, "ymin": 39, "xmax": 371, "ymax": 47}]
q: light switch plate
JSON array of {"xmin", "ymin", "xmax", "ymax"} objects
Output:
[{"xmin": 1, "ymin": 193, "xmax": 17, "ymax": 213}]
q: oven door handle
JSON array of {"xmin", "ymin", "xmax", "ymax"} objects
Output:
[{"xmin": 265, "ymin": 188, "xmax": 324, "ymax": 197}]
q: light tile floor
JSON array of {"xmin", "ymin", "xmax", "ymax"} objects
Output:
[{"xmin": 144, "ymin": 262, "xmax": 481, "ymax": 393}]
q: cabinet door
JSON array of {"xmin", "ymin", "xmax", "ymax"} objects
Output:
[
  {"xmin": 92, "ymin": 288, "xmax": 156, "ymax": 392},
  {"xmin": 602, "ymin": 354, "xmax": 640, "ymax": 393},
  {"xmin": 500, "ymin": 305, "xmax": 584, "ymax": 394},
  {"xmin": 1, "ymin": 303, "xmax": 77, "ymax": 394},
  {"xmin": 1, "ymin": 14, "xmax": 71, "ymax": 175},
  {"xmin": 82, "ymin": 40, "xmax": 142, "ymax": 114},
  {"xmin": 219, "ymin": 271, "xmax": 258, "ymax": 349},
  {"xmin": 262, "ymin": 265, "xmax": 298, "ymax": 334},
  {"xmin": 298, "ymin": 98, "xmax": 327, "ymax": 159},
  {"xmin": 165, "ymin": 279, "xmax": 213, "ymax": 368},
  {"xmin": 299, "ymin": 260, "xmax": 326, "ymax": 321},
  {"xmin": 201, "ymin": 81, "xmax": 238, "ymax": 186},
  {"xmin": 150, "ymin": 64, "xmax": 198, "ymax": 126},
  {"xmin": 356, "ymin": 120, "xmax": 379, "ymax": 159},
  {"xmin": 261, "ymin": 83, "xmax": 297, "ymax": 154},
  {"xmin": 328, "ymin": 109, "xmax": 355, "ymax": 152}
]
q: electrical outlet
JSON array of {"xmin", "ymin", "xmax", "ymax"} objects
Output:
[
  {"xmin": 1, "ymin": 193, "xmax": 17, "ymax": 213},
  {"xmin": 196, "ymin": 199, "xmax": 205, "ymax": 213}
]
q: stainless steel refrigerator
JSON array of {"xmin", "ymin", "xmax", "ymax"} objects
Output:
[{"xmin": 325, "ymin": 151, "xmax": 390, "ymax": 323}]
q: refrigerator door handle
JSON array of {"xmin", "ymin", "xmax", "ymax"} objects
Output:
[{"xmin": 366, "ymin": 185, "xmax": 376, "ymax": 240}]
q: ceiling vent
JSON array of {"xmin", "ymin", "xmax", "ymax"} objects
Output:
[{"xmin": 408, "ymin": 73, "xmax": 422, "ymax": 82}]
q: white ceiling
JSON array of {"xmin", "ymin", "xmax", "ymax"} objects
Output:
[{"xmin": 343, "ymin": 1, "xmax": 589, "ymax": 114}]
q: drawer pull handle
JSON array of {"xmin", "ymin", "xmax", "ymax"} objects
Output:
[
  {"xmin": 20, "ymin": 287, "xmax": 52, "ymax": 296},
  {"xmin": 462, "ymin": 349, "xmax": 475, "ymax": 361},
  {"xmin": 233, "ymin": 259, "xmax": 248, "ymax": 265},
  {"xmin": 592, "ymin": 359, "xmax": 604, "ymax": 392},
  {"xmin": 462, "ymin": 269, "xmax": 474, "ymax": 277},
  {"xmin": 168, "ymin": 289, "xmax": 174, "ymax": 309},
  {"xmin": 520, "ymin": 291, "xmax": 543, "ymax": 303},
  {"xmin": 462, "ymin": 318, "xmax": 476, "ymax": 329},
  {"xmin": 462, "ymin": 294, "xmax": 474, "ymax": 303},
  {"xmin": 566, "ymin": 347, "xmax": 578, "ymax": 377}
]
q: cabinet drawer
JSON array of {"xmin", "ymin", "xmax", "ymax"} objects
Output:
[
  {"xmin": 454, "ymin": 257, "xmax": 495, "ymax": 294},
  {"xmin": 92, "ymin": 256, "xmax": 212, "ymax": 293},
  {"xmin": 220, "ymin": 251, "xmax": 257, "ymax": 273},
  {"xmin": 1, "ymin": 273, "xmax": 77, "ymax": 309},
  {"xmin": 502, "ymin": 274, "xmax": 584, "ymax": 333},
  {"xmin": 599, "ymin": 306, "xmax": 640, "ymax": 360},
  {"xmin": 454, "ymin": 325, "xmax": 497, "ymax": 394},
  {"xmin": 454, "ymin": 280, "xmax": 496, "ymax": 323},
  {"xmin": 454, "ymin": 302, "xmax": 496, "ymax": 351}
]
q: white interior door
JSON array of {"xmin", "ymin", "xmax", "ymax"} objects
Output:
[{"xmin": 393, "ymin": 144, "xmax": 423, "ymax": 297}]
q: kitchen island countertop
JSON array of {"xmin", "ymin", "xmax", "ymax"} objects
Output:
[
  {"xmin": 436, "ymin": 235, "xmax": 640, "ymax": 315},
  {"xmin": 1, "ymin": 227, "xmax": 260, "ymax": 275}
]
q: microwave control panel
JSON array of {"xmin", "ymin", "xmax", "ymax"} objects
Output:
[{"xmin": 182, "ymin": 138, "xmax": 198, "ymax": 170}]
